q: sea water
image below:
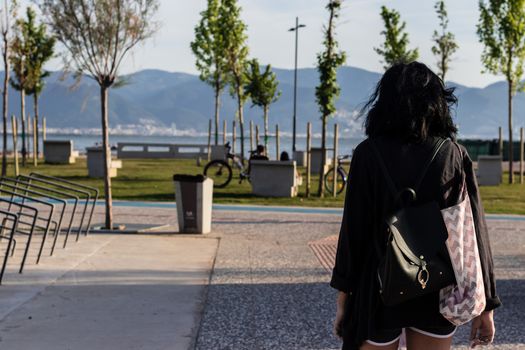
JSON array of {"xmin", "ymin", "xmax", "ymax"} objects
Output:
[{"xmin": 11, "ymin": 133, "xmax": 365, "ymax": 159}]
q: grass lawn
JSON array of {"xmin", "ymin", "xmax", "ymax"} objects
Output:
[{"xmin": 5, "ymin": 157, "xmax": 525, "ymax": 215}]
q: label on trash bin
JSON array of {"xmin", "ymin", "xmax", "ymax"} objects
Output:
[{"xmin": 181, "ymin": 182, "xmax": 198, "ymax": 229}]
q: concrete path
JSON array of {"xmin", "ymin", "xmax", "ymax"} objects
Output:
[{"xmin": 0, "ymin": 234, "xmax": 218, "ymax": 350}]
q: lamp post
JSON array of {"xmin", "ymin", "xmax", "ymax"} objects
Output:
[{"xmin": 289, "ymin": 17, "xmax": 305, "ymax": 153}]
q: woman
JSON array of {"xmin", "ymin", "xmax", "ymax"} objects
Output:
[{"xmin": 331, "ymin": 62, "xmax": 501, "ymax": 350}]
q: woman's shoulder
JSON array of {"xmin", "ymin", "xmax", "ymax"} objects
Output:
[
  {"xmin": 442, "ymin": 139, "xmax": 472, "ymax": 164},
  {"xmin": 351, "ymin": 138, "xmax": 376, "ymax": 164}
]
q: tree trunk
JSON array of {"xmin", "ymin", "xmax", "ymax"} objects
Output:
[
  {"xmin": 20, "ymin": 89, "xmax": 26, "ymax": 166},
  {"xmin": 441, "ymin": 55, "xmax": 446, "ymax": 82},
  {"xmin": 318, "ymin": 116, "xmax": 327, "ymax": 197},
  {"xmin": 237, "ymin": 87, "xmax": 245, "ymax": 163},
  {"xmin": 264, "ymin": 105, "xmax": 269, "ymax": 152},
  {"xmin": 508, "ymin": 80, "xmax": 514, "ymax": 184},
  {"xmin": 1, "ymin": 41, "xmax": 8, "ymax": 177},
  {"xmin": 34, "ymin": 93, "xmax": 40, "ymax": 158},
  {"xmin": 100, "ymin": 85, "xmax": 114, "ymax": 229},
  {"xmin": 214, "ymin": 82, "xmax": 220, "ymax": 145}
]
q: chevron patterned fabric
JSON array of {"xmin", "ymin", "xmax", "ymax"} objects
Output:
[{"xmin": 439, "ymin": 184, "xmax": 486, "ymax": 326}]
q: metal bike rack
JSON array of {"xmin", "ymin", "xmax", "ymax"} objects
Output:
[
  {"xmin": 0, "ymin": 209, "xmax": 18, "ymax": 284},
  {"xmin": 11, "ymin": 176, "xmax": 81, "ymax": 249},
  {"xmin": 0, "ymin": 178, "xmax": 70, "ymax": 257},
  {"xmin": 0, "ymin": 198, "xmax": 39, "ymax": 273},
  {"xmin": 0, "ymin": 179, "xmax": 66, "ymax": 262},
  {"xmin": 29, "ymin": 173, "xmax": 99, "ymax": 237},
  {"xmin": 0, "ymin": 174, "xmax": 99, "ymax": 285}
]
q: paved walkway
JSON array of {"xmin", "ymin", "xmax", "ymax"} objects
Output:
[
  {"xmin": 0, "ymin": 225, "xmax": 218, "ymax": 350},
  {"xmin": 0, "ymin": 204, "xmax": 522, "ymax": 349}
]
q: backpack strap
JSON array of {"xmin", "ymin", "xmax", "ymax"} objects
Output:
[
  {"xmin": 369, "ymin": 137, "xmax": 449, "ymax": 201},
  {"xmin": 369, "ymin": 140, "xmax": 399, "ymax": 199},
  {"xmin": 413, "ymin": 137, "xmax": 449, "ymax": 192}
]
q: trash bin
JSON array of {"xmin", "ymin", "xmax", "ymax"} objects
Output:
[{"xmin": 173, "ymin": 174, "xmax": 213, "ymax": 233}]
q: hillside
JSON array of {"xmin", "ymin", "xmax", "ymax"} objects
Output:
[{"xmin": 1, "ymin": 66, "xmax": 523, "ymax": 138}]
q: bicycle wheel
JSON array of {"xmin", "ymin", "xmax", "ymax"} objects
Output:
[
  {"xmin": 204, "ymin": 160, "xmax": 233, "ymax": 188},
  {"xmin": 325, "ymin": 167, "xmax": 346, "ymax": 195}
]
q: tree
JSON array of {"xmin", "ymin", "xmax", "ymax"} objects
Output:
[
  {"xmin": 25, "ymin": 7, "xmax": 55, "ymax": 160},
  {"xmin": 245, "ymin": 59, "xmax": 281, "ymax": 151},
  {"xmin": 432, "ymin": 0, "xmax": 458, "ymax": 81},
  {"xmin": 41, "ymin": 0, "xmax": 159, "ymax": 229},
  {"xmin": 191, "ymin": 0, "xmax": 226, "ymax": 146},
  {"xmin": 0, "ymin": 0, "xmax": 17, "ymax": 176},
  {"xmin": 316, "ymin": 0, "xmax": 346, "ymax": 198},
  {"xmin": 10, "ymin": 7, "xmax": 33, "ymax": 166},
  {"xmin": 221, "ymin": 0, "xmax": 249, "ymax": 162},
  {"xmin": 374, "ymin": 6, "xmax": 418, "ymax": 69},
  {"xmin": 478, "ymin": 0, "xmax": 525, "ymax": 184}
]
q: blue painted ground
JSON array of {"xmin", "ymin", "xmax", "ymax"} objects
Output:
[{"xmin": 105, "ymin": 200, "xmax": 525, "ymax": 222}]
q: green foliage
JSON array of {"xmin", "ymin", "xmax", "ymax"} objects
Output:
[
  {"xmin": 24, "ymin": 7, "xmax": 55, "ymax": 97},
  {"xmin": 219, "ymin": 0, "xmax": 249, "ymax": 160},
  {"xmin": 40, "ymin": 0, "xmax": 159, "ymax": 87},
  {"xmin": 374, "ymin": 5, "xmax": 419, "ymax": 69},
  {"xmin": 245, "ymin": 59, "xmax": 280, "ymax": 149},
  {"xmin": 190, "ymin": 0, "xmax": 226, "ymax": 92},
  {"xmin": 220, "ymin": 0, "xmax": 249, "ymax": 104},
  {"xmin": 315, "ymin": 0, "xmax": 346, "ymax": 120},
  {"xmin": 245, "ymin": 59, "xmax": 280, "ymax": 111},
  {"xmin": 478, "ymin": 0, "xmax": 525, "ymax": 184},
  {"xmin": 478, "ymin": 0, "xmax": 525, "ymax": 93},
  {"xmin": 315, "ymin": 0, "xmax": 346, "ymax": 197},
  {"xmin": 432, "ymin": 0, "xmax": 458, "ymax": 81},
  {"xmin": 40, "ymin": 0, "xmax": 160, "ymax": 229},
  {"xmin": 9, "ymin": 7, "xmax": 33, "ymax": 93}
]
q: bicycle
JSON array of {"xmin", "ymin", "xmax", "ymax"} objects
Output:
[
  {"xmin": 325, "ymin": 154, "xmax": 351, "ymax": 195},
  {"xmin": 203, "ymin": 142, "xmax": 258, "ymax": 188}
]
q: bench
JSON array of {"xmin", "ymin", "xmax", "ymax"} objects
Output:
[
  {"xmin": 86, "ymin": 147, "xmax": 122, "ymax": 178},
  {"xmin": 117, "ymin": 142, "xmax": 209, "ymax": 160},
  {"xmin": 250, "ymin": 160, "xmax": 299, "ymax": 197},
  {"xmin": 43, "ymin": 140, "xmax": 79, "ymax": 164}
]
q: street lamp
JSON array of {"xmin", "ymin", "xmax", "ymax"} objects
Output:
[{"xmin": 289, "ymin": 17, "xmax": 305, "ymax": 153}]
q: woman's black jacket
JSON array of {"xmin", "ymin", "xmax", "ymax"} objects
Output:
[{"xmin": 330, "ymin": 136, "xmax": 501, "ymax": 350}]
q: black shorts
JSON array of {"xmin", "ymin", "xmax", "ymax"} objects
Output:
[{"xmin": 366, "ymin": 325, "xmax": 457, "ymax": 346}]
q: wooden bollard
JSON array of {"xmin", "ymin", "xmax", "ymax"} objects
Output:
[
  {"xmin": 33, "ymin": 116, "xmax": 38, "ymax": 166},
  {"xmin": 21, "ymin": 114, "xmax": 26, "ymax": 166},
  {"xmin": 306, "ymin": 122, "xmax": 312, "ymax": 198},
  {"xmin": 520, "ymin": 128, "xmax": 524, "ymax": 184},
  {"xmin": 250, "ymin": 120, "xmax": 254, "ymax": 152},
  {"xmin": 27, "ymin": 113, "xmax": 32, "ymax": 159},
  {"xmin": 498, "ymin": 126, "xmax": 503, "ymax": 156},
  {"xmin": 207, "ymin": 119, "xmax": 212, "ymax": 161},
  {"xmin": 42, "ymin": 117, "xmax": 47, "ymax": 141},
  {"xmin": 232, "ymin": 120, "xmax": 236, "ymax": 154},
  {"xmin": 275, "ymin": 124, "xmax": 280, "ymax": 160},
  {"xmin": 223, "ymin": 119, "xmax": 227, "ymax": 145},
  {"xmin": 11, "ymin": 115, "xmax": 19, "ymax": 176},
  {"xmin": 332, "ymin": 124, "xmax": 339, "ymax": 198}
]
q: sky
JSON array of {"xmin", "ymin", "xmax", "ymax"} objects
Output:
[{"xmin": 28, "ymin": 0, "xmax": 503, "ymax": 88}]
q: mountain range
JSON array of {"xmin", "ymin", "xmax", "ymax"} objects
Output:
[{"xmin": 1, "ymin": 66, "xmax": 524, "ymax": 138}]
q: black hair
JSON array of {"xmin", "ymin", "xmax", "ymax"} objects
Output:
[
  {"xmin": 280, "ymin": 151, "xmax": 290, "ymax": 161},
  {"xmin": 256, "ymin": 144, "xmax": 265, "ymax": 154},
  {"xmin": 362, "ymin": 61, "xmax": 458, "ymax": 142}
]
